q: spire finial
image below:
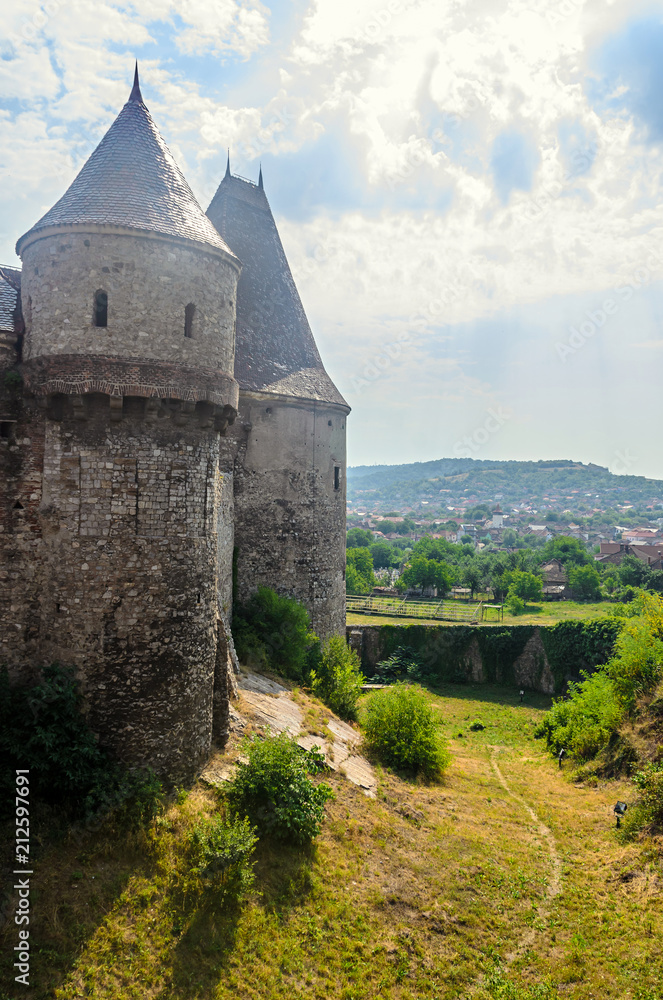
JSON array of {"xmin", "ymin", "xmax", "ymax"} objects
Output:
[
  {"xmin": 129, "ymin": 61, "xmax": 142, "ymax": 103},
  {"xmin": 258, "ymin": 163, "xmax": 263, "ymax": 189},
  {"xmin": 225, "ymin": 149, "xmax": 231, "ymax": 178}
]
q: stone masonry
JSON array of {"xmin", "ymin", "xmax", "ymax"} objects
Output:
[{"xmin": 0, "ymin": 68, "xmax": 348, "ymax": 783}]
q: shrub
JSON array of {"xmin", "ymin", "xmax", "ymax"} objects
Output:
[
  {"xmin": 361, "ymin": 683, "xmax": 450, "ymax": 780},
  {"xmin": 186, "ymin": 814, "xmax": 258, "ymax": 903},
  {"xmin": 506, "ymin": 593, "xmax": 525, "ymax": 616},
  {"xmin": 631, "ymin": 761, "xmax": 663, "ymax": 829},
  {"xmin": 534, "ymin": 670, "xmax": 623, "ymax": 761},
  {"xmin": 232, "ymin": 587, "xmax": 318, "ymax": 681},
  {"xmin": 225, "ymin": 732, "xmax": 333, "ymax": 845},
  {"xmin": 605, "ymin": 594, "xmax": 663, "ymax": 710},
  {"xmin": 373, "ymin": 645, "xmax": 425, "ymax": 684},
  {"xmin": 0, "ymin": 664, "xmax": 163, "ymax": 825},
  {"xmin": 310, "ymin": 635, "xmax": 364, "ymax": 720}
]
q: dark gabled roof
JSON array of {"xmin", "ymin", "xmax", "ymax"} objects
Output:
[
  {"xmin": 0, "ymin": 265, "xmax": 20, "ymax": 332},
  {"xmin": 16, "ymin": 68, "xmax": 235, "ymax": 260},
  {"xmin": 206, "ymin": 170, "xmax": 348, "ymax": 409}
]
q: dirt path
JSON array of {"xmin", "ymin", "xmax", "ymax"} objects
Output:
[{"xmin": 489, "ymin": 746, "xmax": 563, "ymax": 964}]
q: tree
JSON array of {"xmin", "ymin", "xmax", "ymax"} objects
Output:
[
  {"xmin": 462, "ymin": 563, "xmax": 482, "ymax": 599},
  {"xmin": 568, "ymin": 564, "xmax": 601, "ymax": 601},
  {"xmin": 541, "ymin": 536, "xmax": 591, "ymax": 567},
  {"xmin": 346, "ymin": 547, "xmax": 376, "ymax": 595},
  {"xmin": 370, "ymin": 541, "xmax": 398, "ymax": 570},
  {"xmin": 347, "ymin": 527, "xmax": 373, "ymax": 548},
  {"xmin": 506, "ymin": 570, "xmax": 543, "ymax": 606},
  {"xmin": 400, "ymin": 556, "xmax": 453, "ymax": 595},
  {"xmin": 619, "ymin": 555, "xmax": 651, "ymax": 588}
]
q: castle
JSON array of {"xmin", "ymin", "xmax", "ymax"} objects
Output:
[{"xmin": 0, "ymin": 68, "xmax": 349, "ymax": 782}]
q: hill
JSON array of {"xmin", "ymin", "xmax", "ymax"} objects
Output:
[
  {"xmin": 347, "ymin": 458, "xmax": 663, "ymax": 514},
  {"xmin": 4, "ymin": 679, "xmax": 660, "ymax": 999}
]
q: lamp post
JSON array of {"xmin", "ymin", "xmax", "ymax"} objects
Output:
[{"xmin": 614, "ymin": 801, "xmax": 628, "ymax": 828}]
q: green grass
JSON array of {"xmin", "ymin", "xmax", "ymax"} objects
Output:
[
  {"xmin": 348, "ymin": 600, "xmax": 611, "ymax": 628},
  {"xmin": 1, "ymin": 683, "xmax": 661, "ymax": 1000}
]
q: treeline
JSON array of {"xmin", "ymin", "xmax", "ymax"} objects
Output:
[{"xmin": 346, "ymin": 530, "xmax": 663, "ymax": 606}]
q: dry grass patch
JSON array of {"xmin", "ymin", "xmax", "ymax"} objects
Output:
[{"xmin": 1, "ymin": 683, "xmax": 661, "ymax": 1000}]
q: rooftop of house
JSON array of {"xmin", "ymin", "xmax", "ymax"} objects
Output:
[{"xmin": 16, "ymin": 66, "xmax": 234, "ymax": 260}]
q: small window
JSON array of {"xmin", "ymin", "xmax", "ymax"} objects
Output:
[
  {"xmin": 334, "ymin": 466, "xmax": 340, "ymax": 491},
  {"xmin": 94, "ymin": 290, "xmax": 108, "ymax": 327},
  {"xmin": 184, "ymin": 303, "xmax": 195, "ymax": 339}
]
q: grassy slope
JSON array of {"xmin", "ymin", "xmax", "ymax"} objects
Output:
[
  {"xmin": 347, "ymin": 600, "xmax": 610, "ymax": 628},
  {"xmin": 1, "ymin": 685, "xmax": 661, "ymax": 1000}
]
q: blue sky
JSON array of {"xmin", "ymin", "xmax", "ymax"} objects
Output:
[{"xmin": 2, "ymin": 0, "xmax": 663, "ymax": 476}]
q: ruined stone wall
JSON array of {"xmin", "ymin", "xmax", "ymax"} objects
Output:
[
  {"xmin": 230, "ymin": 393, "xmax": 347, "ymax": 639},
  {"xmin": 0, "ymin": 393, "xmax": 233, "ymax": 782},
  {"xmin": 20, "ymin": 230, "xmax": 238, "ymax": 373}
]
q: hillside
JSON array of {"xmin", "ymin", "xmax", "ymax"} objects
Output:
[
  {"xmin": 347, "ymin": 458, "xmax": 663, "ymax": 514},
  {"xmin": 3, "ymin": 680, "xmax": 661, "ymax": 1000}
]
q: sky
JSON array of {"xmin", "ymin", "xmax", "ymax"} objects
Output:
[{"xmin": 2, "ymin": 0, "xmax": 663, "ymax": 476}]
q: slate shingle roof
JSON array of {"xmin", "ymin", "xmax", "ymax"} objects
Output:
[
  {"xmin": 16, "ymin": 72, "xmax": 235, "ymax": 260},
  {"xmin": 0, "ymin": 266, "xmax": 20, "ymax": 332},
  {"xmin": 206, "ymin": 173, "xmax": 348, "ymax": 409}
]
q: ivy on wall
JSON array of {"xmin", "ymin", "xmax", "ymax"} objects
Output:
[
  {"xmin": 539, "ymin": 619, "xmax": 622, "ymax": 690},
  {"xmin": 350, "ymin": 618, "xmax": 622, "ymax": 692}
]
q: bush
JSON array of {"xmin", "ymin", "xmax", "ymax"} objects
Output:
[
  {"xmin": 225, "ymin": 733, "xmax": 333, "ymax": 845},
  {"xmin": 361, "ymin": 683, "xmax": 450, "ymax": 780},
  {"xmin": 310, "ymin": 635, "xmax": 364, "ymax": 720},
  {"xmin": 506, "ymin": 593, "xmax": 525, "ymax": 616},
  {"xmin": 186, "ymin": 814, "xmax": 258, "ymax": 903},
  {"xmin": 534, "ymin": 670, "xmax": 623, "ymax": 761},
  {"xmin": 373, "ymin": 645, "xmax": 426, "ymax": 684},
  {"xmin": 631, "ymin": 761, "xmax": 663, "ymax": 829},
  {"xmin": 0, "ymin": 664, "xmax": 162, "ymax": 825},
  {"xmin": 232, "ymin": 587, "xmax": 318, "ymax": 681}
]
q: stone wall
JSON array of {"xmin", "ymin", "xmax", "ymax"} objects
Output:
[
  {"xmin": 230, "ymin": 393, "xmax": 347, "ymax": 639},
  {"xmin": 20, "ymin": 230, "xmax": 238, "ymax": 374},
  {"xmin": 347, "ymin": 623, "xmax": 562, "ymax": 694},
  {"xmin": 0, "ymin": 392, "xmax": 234, "ymax": 782}
]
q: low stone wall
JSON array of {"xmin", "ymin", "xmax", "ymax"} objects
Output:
[{"xmin": 346, "ymin": 619, "xmax": 621, "ymax": 695}]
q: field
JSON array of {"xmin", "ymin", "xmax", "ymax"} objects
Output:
[
  {"xmin": 347, "ymin": 600, "xmax": 611, "ymax": 628},
  {"xmin": 2, "ymin": 682, "xmax": 661, "ymax": 1000}
]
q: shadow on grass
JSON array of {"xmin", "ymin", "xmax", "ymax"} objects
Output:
[
  {"xmin": 423, "ymin": 680, "xmax": 553, "ymax": 711},
  {"xmin": 165, "ymin": 836, "xmax": 316, "ymax": 997},
  {"xmin": 0, "ymin": 804, "xmax": 158, "ymax": 1000}
]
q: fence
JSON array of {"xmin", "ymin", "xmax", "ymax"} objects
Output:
[{"xmin": 346, "ymin": 595, "xmax": 495, "ymax": 623}]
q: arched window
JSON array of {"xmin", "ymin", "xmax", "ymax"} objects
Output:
[
  {"xmin": 184, "ymin": 302, "xmax": 195, "ymax": 339},
  {"xmin": 94, "ymin": 290, "xmax": 108, "ymax": 327}
]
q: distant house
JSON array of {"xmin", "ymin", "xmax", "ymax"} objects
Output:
[
  {"xmin": 595, "ymin": 542, "xmax": 663, "ymax": 570},
  {"xmin": 539, "ymin": 559, "xmax": 572, "ymax": 600}
]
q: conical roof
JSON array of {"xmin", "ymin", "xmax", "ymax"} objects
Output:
[
  {"xmin": 206, "ymin": 170, "xmax": 347, "ymax": 408},
  {"xmin": 16, "ymin": 68, "xmax": 235, "ymax": 260}
]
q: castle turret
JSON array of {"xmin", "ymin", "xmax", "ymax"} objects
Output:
[
  {"xmin": 207, "ymin": 165, "xmax": 349, "ymax": 637},
  {"xmin": 4, "ymin": 68, "xmax": 241, "ymax": 781}
]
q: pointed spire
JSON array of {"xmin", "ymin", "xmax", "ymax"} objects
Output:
[
  {"xmin": 258, "ymin": 163, "xmax": 263, "ymax": 189},
  {"xmin": 129, "ymin": 61, "xmax": 142, "ymax": 104},
  {"xmin": 225, "ymin": 149, "xmax": 231, "ymax": 178}
]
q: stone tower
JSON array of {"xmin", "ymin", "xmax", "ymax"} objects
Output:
[
  {"xmin": 3, "ymin": 69, "xmax": 240, "ymax": 781},
  {"xmin": 207, "ymin": 163, "xmax": 350, "ymax": 638}
]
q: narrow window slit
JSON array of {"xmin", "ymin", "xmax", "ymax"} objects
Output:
[
  {"xmin": 184, "ymin": 303, "xmax": 195, "ymax": 338},
  {"xmin": 94, "ymin": 290, "xmax": 108, "ymax": 327}
]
